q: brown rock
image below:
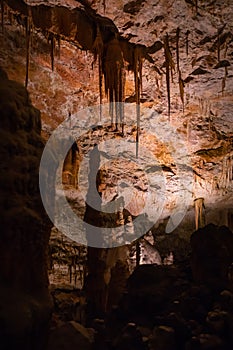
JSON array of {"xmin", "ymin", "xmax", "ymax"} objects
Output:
[
  {"xmin": 48, "ymin": 321, "xmax": 94, "ymax": 350},
  {"xmin": 0, "ymin": 69, "xmax": 52, "ymax": 349},
  {"xmin": 190, "ymin": 224, "xmax": 233, "ymax": 290}
]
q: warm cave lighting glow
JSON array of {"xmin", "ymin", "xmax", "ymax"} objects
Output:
[{"xmin": 0, "ymin": 0, "xmax": 233, "ymax": 349}]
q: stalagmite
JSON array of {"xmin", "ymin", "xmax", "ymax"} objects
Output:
[
  {"xmin": 62, "ymin": 141, "xmax": 78, "ymax": 188},
  {"xmin": 194, "ymin": 197, "xmax": 205, "ymax": 230},
  {"xmin": 221, "ymin": 155, "xmax": 233, "ymax": 188}
]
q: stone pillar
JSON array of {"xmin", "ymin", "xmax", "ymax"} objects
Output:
[
  {"xmin": 84, "ymin": 146, "xmax": 129, "ymax": 321},
  {"xmin": 0, "ymin": 68, "xmax": 52, "ymax": 349}
]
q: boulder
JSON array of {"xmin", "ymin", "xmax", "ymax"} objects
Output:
[
  {"xmin": 190, "ymin": 224, "xmax": 233, "ymax": 290},
  {"xmin": 148, "ymin": 325, "xmax": 176, "ymax": 350},
  {"xmin": 48, "ymin": 321, "xmax": 95, "ymax": 350}
]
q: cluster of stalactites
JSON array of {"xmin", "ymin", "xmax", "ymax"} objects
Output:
[
  {"xmin": 2, "ymin": 0, "xmax": 143, "ymax": 155},
  {"xmin": 92, "ymin": 25, "xmax": 143, "ymax": 144},
  {"xmin": 83, "ymin": 20, "xmax": 143, "ymax": 155},
  {"xmin": 103, "ymin": 36, "xmax": 125, "ymax": 131}
]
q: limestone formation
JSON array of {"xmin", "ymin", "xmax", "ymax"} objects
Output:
[{"xmin": 0, "ymin": 68, "xmax": 52, "ymax": 349}]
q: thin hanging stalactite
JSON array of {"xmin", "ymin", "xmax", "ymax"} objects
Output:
[
  {"xmin": 134, "ymin": 47, "xmax": 141, "ymax": 158},
  {"xmin": 222, "ymin": 67, "xmax": 227, "ymax": 96},
  {"xmin": 1, "ymin": 0, "xmax": 4, "ymax": 33},
  {"xmin": 120, "ymin": 67, "xmax": 126, "ymax": 134},
  {"xmin": 25, "ymin": 14, "xmax": 31, "ymax": 88},
  {"xmin": 164, "ymin": 34, "xmax": 175, "ymax": 120},
  {"xmin": 92, "ymin": 25, "xmax": 104, "ymax": 120},
  {"xmin": 176, "ymin": 27, "xmax": 185, "ymax": 112},
  {"xmin": 57, "ymin": 34, "xmax": 61, "ymax": 59},
  {"xmin": 165, "ymin": 49, "xmax": 170, "ymax": 119},
  {"xmin": 185, "ymin": 30, "xmax": 190, "ymax": 56},
  {"xmin": 217, "ymin": 29, "xmax": 221, "ymax": 62},
  {"xmin": 103, "ymin": 0, "xmax": 106, "ymax": 13},
  {"xmin": 50, "ymin": 33, "xmax": 55, "ymax": 71},
  {"xmin": 115, "ymin": 62, "xmax": 120, "ymax": 130},
  {"xmin": 109, "ymin": 89, "xmax": 114, "ymax": 125},
  {"xmin": 99, "ymin": 54, "xmax": 103, "ymax": 120},
  {"xmin": 118, "ymin": 64, "xmax": 123, "ymax": 132},
  {"xmin": 176, "ymin": 27, "xmax": 180, "ymax": 73},
  {"xmin": 195, "ymin": 0, "xmax": 198, "ymax": 14},
  {"xmin": 178, "ymin": 71, "xmax": 185, "ymax": 113}
]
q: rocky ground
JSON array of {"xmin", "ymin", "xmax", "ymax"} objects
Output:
[{"xmin": 47, "ymin": 224, "xmax": 233, "ymax": 350}]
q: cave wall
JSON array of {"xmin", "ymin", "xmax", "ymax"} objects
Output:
[
  {"xmin": 0, "ymin": 0, "xmax": 233, "ymax": 327},
  {"xmin": 0, "ymin": 68, "xmax": 52, "ymax": 349}
]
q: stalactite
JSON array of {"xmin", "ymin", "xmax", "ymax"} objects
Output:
[
  {"xmin": 103, "ymin": 0, "xmax": 106, "ymax": 13},
  {"xmin": 1, "ymin": 0, "xmax": 4, "ymax": 33},
  {"xmin": 99, "ymin": 54, "xmax": 103, "ymax": 120},
  {"xmin": 25, "ymin": 14, "xmax": 31, "ymax": 88},
  {"xmin": 165, "ymin": 45, "xmax": 170, "ymax": 119},
  {"xmin": 109, "ymin": 90, "xmax": 114, "ymax": 125},
  {"xmin": 115, "ymin": 62, "xmax": 120, "ymax": 128},
  {"xmin": 222, "ymin": 75, "xmax": 226, "ymax": 96},
  {"xmin": 224, "ymin": 38, "xmax": 229, "ymax": 58},
  {"xmin": 49, "ymin": 33, "xmax": 55, "ymax": 71},
  {"xmin": 134, "ymin": 47, "xmax": 141, "ymax": 158},
  {"xmin": 104, "ymin": 36, "xmax": 125, "ymax": 130},
  {"xmin": 195, "ymin": 0, "xmax": 198, "ymax": 14},
  {"xmin": 194, "ymin": 197, "xmax": 205, "ymax": 230},
  {"xmin": 92, "ymin": 25, "xmax": 104, "ymax": 120},
  {"xmin": 176, "ymin": 27, "xmax": 180, "ymax": 73},
  {"xmin": 226, "ymin": 156, "xmax": 232, "ymax": 187},
  {"xmin": 176, "ymin": 27, "xmax": 185, "ymax": 111},
  {"xmin": 185, "ymin": 30, "xmax": 190, "ymax": 56},
  {"xmin": 120, "ymin": 68, "xmax": 126, "ymax": 134},
  {"xmin": 164, "ymin": 34, "xmax": 174, "ymax": 120},
  {"xmin": 178, "ymin": 71, "xmax": 185, "ymax": 112},
  {"xmin": 217, "ymin": 29, "xmax": 221, "ymax": 62},
  {"xmin": 136, "ymin": 240, "xmax": 140, "ymax": 267},
  {"xmin": 56, "ymin": 34, "xmax": 61, "ymax": 59},
  {"xmin": 221, "ymin": 65, "xmax": 228, "ymax": 96}
]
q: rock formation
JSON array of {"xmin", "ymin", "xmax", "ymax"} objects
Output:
[
  {"xmin": 0, "ymin": 68, "xmax": 52, "ymax": 349},
  {"xmin": 0, "ymin": 0, "xmax": 233, "ymax": 348}
]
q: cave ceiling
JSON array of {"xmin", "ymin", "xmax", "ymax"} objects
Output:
[{"xmin": 0, "ymin": 0, "xmax": 233, "ymax": 220}]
